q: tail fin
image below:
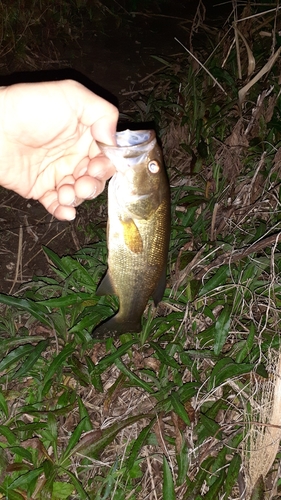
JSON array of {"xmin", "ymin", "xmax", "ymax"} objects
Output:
[{"xmin": 92, "ymin": 315, "xmax": 142, "ymax": 340}]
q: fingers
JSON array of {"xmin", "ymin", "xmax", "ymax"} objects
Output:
[
  {"xmin": 87, "ymin": 154, "xmax": 116, "ymax": 182},
  {"xmin": 61, "ymin": 155, "xmax": 114, "ymax": 201},
  {"xmin": 57, "ymin": 176, "xmax": 104, "ymax": 204},
  {"xmin": 38, "ymin": 190, "xmax": 76, "ymax": 221},
  {"xmin": 38, "ymin": 154, "xmax": 115, "ymax": 221},
  {"xmin": 74, "ymin": 176, "xmax": 105, "ymax": 199}
]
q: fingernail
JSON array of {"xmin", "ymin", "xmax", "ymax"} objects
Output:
[
  {"xmin": 68, "ymin": 197, "xmax": 83, "ymax": 207},
  {"xmin": 88, "ymin": 187, "xmax": 97, "ymax": 199},
  {"xmin": 67, "ymin": 213, "xmax": 76, "ymax": 221}
]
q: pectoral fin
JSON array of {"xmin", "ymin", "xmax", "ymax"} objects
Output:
[{"xmin": 121, "ymin": 218, "xmax": 143, "ymax": 254}]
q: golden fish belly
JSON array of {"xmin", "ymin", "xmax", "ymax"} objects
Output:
[{"xmin": 108, "ymin": 198, "xmax": 170, "ymax": 324}]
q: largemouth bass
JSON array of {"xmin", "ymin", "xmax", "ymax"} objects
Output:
[{"xmin": 92, "ymin": 129, "xmax": 170, "ymax": 338}]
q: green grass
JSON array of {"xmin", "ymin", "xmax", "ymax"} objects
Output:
[{"xmin": 1, "ymin": 2, "xmax": 281, "ymax": 499}]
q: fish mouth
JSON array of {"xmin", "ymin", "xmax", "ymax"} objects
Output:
[
  {"xmin": 97, "ymin": 129, "xmax": 157, "ymax": 169},
  {"xmin": 115, "ymin": 129, "xmax": 155, "ymax": 149}
]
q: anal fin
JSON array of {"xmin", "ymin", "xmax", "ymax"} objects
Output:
[{"xmin": 96, "ymin": 271, "xmax": 116, "ymax": 296}]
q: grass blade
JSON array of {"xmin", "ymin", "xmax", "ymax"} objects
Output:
[
  {"xmin": 42, "ymin": 344, "xmax": 75, "ymax": 395},
  {"xmin": 0, "ymin": 294, "xmax": 51, "ymax": 327},
  {"xmin": 214, "ymin": 305, "xmax": 231, "ymax": 355},
  {"xmin": 11, "ymin": 340, "xmax": 49, "ymax": 380},
  {"xmin": 0, "ymin": 344, "xmax": 34, "ymax": 373},
  {"xmin": 224, "ymin": 454, "xmax": 241, "ymax": 497},
  {"xmin": 0, "ymin": 391, "xmax": 9, "ymax": 418},
  {"xmin": 198, "ymin": 265, "xmax": 230, "ymax": 297},
  {"xmin": 163, "ymin": 455, "xmax": 176, "ymax": 500},
  {"xmin": 169, "ymin": 392, "xmax": 191, "ymax": 426},
  {"xmin": 63, "ymin": 470, "xmax": 89, "ymax": 499},
  {"xmin": 126, "ymin": 418, "xmax": 156, "ymax": 471},
  {"xmin": 208, "ymin": 358, "xmax": 253, "ymax": 390}
]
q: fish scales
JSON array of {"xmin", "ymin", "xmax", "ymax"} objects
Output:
[
  {"xmin": 108, "ymin": 197, "xmax": 169, "ymax": 315},
  {"xmin": 92, "ymin": 129, "xmax": 170, "ymax": 339}
]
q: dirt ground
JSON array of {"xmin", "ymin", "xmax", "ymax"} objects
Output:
[{"xmin": 0, "ymin": 1, "xmax": 229, "ymax": 295}]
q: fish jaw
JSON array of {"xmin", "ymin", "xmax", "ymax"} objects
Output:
[{"xmin": 96, "ymin": 129, "xmax": 157, "ymax": 173}]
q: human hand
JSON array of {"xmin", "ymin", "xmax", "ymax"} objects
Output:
[{"xmin": 0, "ymin": 79, "xmax": 119, "ymax": 220}]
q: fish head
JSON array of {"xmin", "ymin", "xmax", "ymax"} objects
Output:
[{"xmin": 97, "ymin": 129, "xmax": 168, "ymax": 220}]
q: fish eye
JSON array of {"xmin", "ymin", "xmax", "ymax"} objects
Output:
[{"xmin": 148, "ymin": 160, "xmax": 160, "ymax": 173}]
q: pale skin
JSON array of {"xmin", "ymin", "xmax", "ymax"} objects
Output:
[{"xmin": 0, "ymin": 79, "xmax": 119, "ymax": 220}]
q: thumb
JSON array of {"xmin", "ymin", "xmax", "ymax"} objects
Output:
[{"xmin": 91, "ymin": 114, "xmax": 118, "ymax": 146}]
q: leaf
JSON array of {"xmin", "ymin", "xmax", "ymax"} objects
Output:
[
  {"xmin": 176, "ymin": 438, "xmax": 189, "ymax": 486},
  {"xmin": 126, "ymin": 419, "xmax": 155, "ymax": 471},
  {"xmin": 150, "ymin": 342, "xmax": 181, "ymax": 369},
  {"xmin": 38, "ymin": 294, "xmax": 92, "ymax": 308},
  {"xmin": 198, "ymin": 265, "xmax": 230, "ymax": 296},
  {"xmin": 47, "ymin": 413, "xmax": 58, "ymax": 443},
  {"xmin": 198, "ymin": 413, "xmax": 222, "ymax": 441},
  {"xmin": 42, "ymin": 344, "xmax": 75, "ymax": 395},
  {"xmin": 224, "ymin": 454, "xmax": 241, "ymax": 497},
  {"xmin": 96, "ymin": 340, "xmax": 136, "ymax": 373},
  {"xmin": 77, "ymin": 397, "xmax": 92, "ymax": 433},
  {"xmin": 43, "ymin": 246, "xmax": 66, "ymax": 270},
  {"xmin": 71, "ymin": 414, "xmax": 152, "ymax": 459},
  {"xmin": 0, "ymin": 336, "xmax": 47, "ymax": 357},
  {"xmin": 11, "ymin": 340, "xmax": 49, "ymax": 380},
  {"xmin": 0, "ymin": 344, "xmax": 35, "ymax": 373},
  {"xmin": 60, "ymin": 417, "xmax": 89, "ymax": 463},
  {"xmin": 208, "ymin": 357, "xmax": 253, "ymax": 390},
  {"xmin": 0, "ymin": 294, "xmax": 51, "ymax": 327},
  {"xmin": 177, "ymin": 382, "xmax": 200, "ymax": 401},
  {"xmin": 19, "ymin": 402, "xmax": 76, "ymax": 418},
  {"xmin": 214, "ymin": 305, "xmax": 231, "ymax": 355},
  {"xmin": 238, "ymin": 47, "xmax": 281, "ymax": 105},
  {"xmin": 184, "ymin": 457, "xmax": 213, "ymax": 497},
  {"xmin": 63, "ymin": 470, "xmax": 90, "ymax": 499},
  {"xmin": 9, "ymin": 446, "xmax": 32, "ymax": 462},
  {"xmin": 52, "ymin": 482, "xmax": 75, "ymax": 500},
  {"xmin": 0, "ymin": 425, "xmax": 17, "ymax": 445},
  {"xmin": 235, "ymin": 26, "xmax": 255, "ymax": 77},
  {"xmin": 151, "ymin": 55, "xmax": 172, "ymax": 67},
  {"xmin": 211, "ymin": 66, "xmax": 236, "ymax": 86},
  {"xmin": 169, "ymin": 392, "xmax": 190, "ymax": 426},
  {"xmin": 10, "ymin": 467, "xmax": 44, "ymax": 488},
  {"xmin": 43, "ymin": 248, "xmax": 97, "ymax": 290},
  {"xmin": 0, "ymin": 391, "xmax": 8, "ymax": 418},
  {"xmin": 163, "ymin": 456, "xmax": 176, "ymax": 500},
  {"xmin": 204, "ymin": 470, "xmax": 226, "ymax": 499},
  {"xmin": 115, "ymin": 358, "xmax": 154, "ymax": 393},
  {"xmin": 0, "ymin": 487, "xmax": 25, "ymax": 500},
  {"xmin": 236, "ymin": 322, "xmax": 255, "ymax": 363}
]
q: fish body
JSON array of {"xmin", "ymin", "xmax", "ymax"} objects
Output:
[{"xmin": 92, "ymin": 129, "xmax": 170, "ymax": 339}]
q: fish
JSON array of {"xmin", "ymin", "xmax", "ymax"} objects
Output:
[{"xmin": 92, "ymin": 129, "xmax": 170, "ymax": 339}]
